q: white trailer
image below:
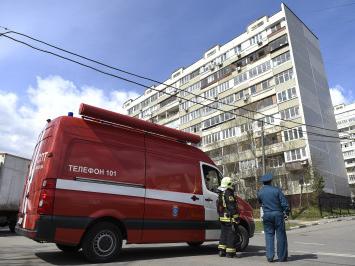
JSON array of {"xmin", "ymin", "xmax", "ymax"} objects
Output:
[{"xmin": 0, "ymin": 153, "xmax": 30, "ymax": 232}]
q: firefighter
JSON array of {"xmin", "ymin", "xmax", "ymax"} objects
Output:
[
  {"xmin": 257, "ymin": 173, "xmax": 289, "ymax": 262},
  {"xmin": 217, "ymin": 176, "xmax": 240, "ymax": 258}
]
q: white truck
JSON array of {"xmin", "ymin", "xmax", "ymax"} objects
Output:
[{"xmin": 0, "ymin": 153, "xmax": 30, "ymax": 232}]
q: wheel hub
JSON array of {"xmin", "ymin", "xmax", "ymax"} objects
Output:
[{"xmin": 93, "ymin": 230, "xmax": 116, "ymax": 257}]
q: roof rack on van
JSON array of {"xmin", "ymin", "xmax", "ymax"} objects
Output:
[{"xmin": 79, "ymin": 103, "xmax": 201, "ymax": 144}]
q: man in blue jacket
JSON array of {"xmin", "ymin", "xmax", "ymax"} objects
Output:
[{"xmin": 257, "ymin": 173, "xmax": 289, "ymax": 262}]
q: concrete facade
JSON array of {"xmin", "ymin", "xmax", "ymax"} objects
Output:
[{"xmin": 123, "ymin": 3, "xmax": 350, "ymax": 198}]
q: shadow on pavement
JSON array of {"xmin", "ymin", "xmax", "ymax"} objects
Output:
[
  {"xmin": 0, "ymin": 230, "xmax": 18, "ymax": 237},
  {"xmin": 238, "ymin": 245, "xmax": 265, "ymax": 258},
  {"xmin": 288, "ymin": 253, "xmax": 318, "ymax": 261},
  {"xmin": 36, "ymin": 244, "xmax": 266, "ymax": 265}
]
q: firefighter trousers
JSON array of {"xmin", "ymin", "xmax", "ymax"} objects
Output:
[{"xmin": 218, "ymin": 222, "xmax": 237, "ymax": 254}]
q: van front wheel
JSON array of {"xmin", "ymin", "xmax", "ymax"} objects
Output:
[
  {"xmin": 82, "ymin": 222, "xmax": 122, "ymax": 263},
  {"xmin": 235, "ymin": 225, "xmax": 249, "ymax": 251}
]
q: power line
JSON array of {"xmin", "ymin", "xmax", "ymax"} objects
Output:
[
  {"xmin": 1, "ymin": 28, "xmax": 348, "ymax": 136},
  {"xmin": 0, "ymin": 32, "xmax": 352, "ymax": 142},
  {"xmin": 313, "ymin": 2, "xmax": 355, "ymax": 12}
]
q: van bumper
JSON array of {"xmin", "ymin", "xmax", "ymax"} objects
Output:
[
  {"xmin": 15, "ymin": 215, "xmax": 92, "ymax": 243},
  {"xmin": 16, "ymin": 215, "xmax": 57, "ymax": 242}
]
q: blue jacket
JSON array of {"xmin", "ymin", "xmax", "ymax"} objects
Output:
[{"xmin": 257, "ymin": 185, "xmax": 289, "ymax": 214}]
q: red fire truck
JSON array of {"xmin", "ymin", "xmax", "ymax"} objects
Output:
[{"xmin": 16, "ymin": 103, "xmax": 254, "ymax": 262}]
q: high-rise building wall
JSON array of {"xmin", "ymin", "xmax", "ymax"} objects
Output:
[
  {"xmin": 334, "ymin": 103, "xmax": 355, "ymax": 200},
  {"xmin": 123, "ymin": 3, "xmax": 350, "ymax": 198},
  {"xmin": 283, "ymin": 5, "xmax": 349, "ymax": 196}
]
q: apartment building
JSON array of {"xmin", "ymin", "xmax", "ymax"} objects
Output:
[
  {"xmin": 334, "ymin": 103, "xmax": 355, "ymax": 201},
  {"xmin": 123, "ymin": 3, "xmax": 350, "ymax": 199}
]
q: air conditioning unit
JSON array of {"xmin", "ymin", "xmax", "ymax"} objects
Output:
[
  {"xmin": 237, "ymin": 53, "xmax": 242, "ymax": 58},
  {"xmin": 257, "ymin": 40, "xmax": 263, "ymax": 46},
  {"xmin": 237, "ymin": 66, "xmax": 242, "ymax": 72},
  {"xmin": 243, "ymin": 94, "xmax": 250, "ymax": 102},
  {"xmin": 218, "ymin": 61, "xmax": 223, "ymax": 67},
  {"xmin": 214, "ymin": 96, "xmax": 219, "ymax": 100}
]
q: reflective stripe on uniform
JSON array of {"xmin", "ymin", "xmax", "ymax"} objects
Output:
[
  {"xmin": 226, "ymin": 248, "xmax": 236, "ymax": 253},
  {"xmin": 218, "ymin": 244, "xmax": 226, "ymax": 250},
  {"xmin": 219, "ymin": 217, "xmax": 231, "ymax": 222}
]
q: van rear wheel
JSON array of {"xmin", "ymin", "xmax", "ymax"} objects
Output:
[
  {"xmin": 56, "ymin": 244, "xmax": 80, "ymax": 252},
  {"xmin": 81, "ymin": 222, "xmax": 122, "ymax": 263}
]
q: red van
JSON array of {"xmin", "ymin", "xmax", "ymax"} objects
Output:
[{"xmin": 16, "ymin": 103, "xmax": 254, "ymax": 262}]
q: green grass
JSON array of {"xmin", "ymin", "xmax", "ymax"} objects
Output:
[{"xmin": 290, "ymin": 206, "xmax": 355, "ymax": 220}]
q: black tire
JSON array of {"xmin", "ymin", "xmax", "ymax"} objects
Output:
[
  {"xmin": 234, "ymin": 225, "xmax": 249, "ymax": 251},
  {"xmin": 56, "ymin": 244, "xmax": 80, "ymax": 253},
  {"xmin": 187, "ymin": 241, "xmax": 204, "ymax": 247},
  {"xmin": 81, "ymin": 222, "xmax": 122, "ymax": 263}
]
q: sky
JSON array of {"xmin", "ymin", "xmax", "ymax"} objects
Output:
[{"xmin": 0, "ymin": 0, "xmax": 354, "ymax": 158}]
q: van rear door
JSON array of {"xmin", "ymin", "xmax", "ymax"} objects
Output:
[{"xmin": 18, "ymin": 124, "xmax": 54, "ymax": 231}]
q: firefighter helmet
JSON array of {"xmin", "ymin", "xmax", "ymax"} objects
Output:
[{"xmin": 219, "ymin": 176, "xmax": 233, "ymax": 190}]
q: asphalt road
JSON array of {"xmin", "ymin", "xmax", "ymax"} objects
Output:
[{"xmin": 1, "ymin": 218, "xmax": 355, "ymax": 266}]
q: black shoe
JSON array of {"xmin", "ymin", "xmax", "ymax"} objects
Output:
[
  {"xmin": 267, "ymin": 257, "xmax": 274, "ymax": 262},
  {"xmin": 235, "ymin": 253, "xmax": 241, "ymax": 258},
  {"xmin": 226, "ymin": 253, "xmax": 235, "ymax": 258},
  {"xmin": 218, "ymin": 250, "xmax": 226, "ymax": 257}
]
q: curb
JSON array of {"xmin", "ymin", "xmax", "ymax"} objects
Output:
[{"xmin": 287, "ymin": 216, "xmax": 355, "ymax": 231}]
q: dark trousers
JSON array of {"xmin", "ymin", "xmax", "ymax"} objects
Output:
[
  {"xmin": 219, "ymin": 222, "xmax": 237, "ymax": 254},
  {"xmin": 263, "ymin": 211, "xmax": 288, "ymax": 261}
]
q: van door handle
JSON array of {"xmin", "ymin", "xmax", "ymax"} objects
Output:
[
  {"xmin": 205, "ymin": 198, "xmax": 213, "ymax": 202},
  {"xmin": 191, "ymin": 195, "xmax": 199, "ymax": 201}
]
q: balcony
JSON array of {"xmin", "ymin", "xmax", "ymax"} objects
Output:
[{"xmin": 285, "ymin": 160, "xmax": 308, "ymax": 171}]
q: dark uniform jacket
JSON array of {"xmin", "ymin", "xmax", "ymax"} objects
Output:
[{"xmin": 257, "ymin": 185, "xmax": 289, "ymax": 215}]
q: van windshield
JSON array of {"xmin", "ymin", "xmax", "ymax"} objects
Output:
[{"xmin": 202, "ymin": 164, "xmax": 223, "ymax": 193}]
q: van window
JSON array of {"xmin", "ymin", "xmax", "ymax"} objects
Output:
[{"xmin": 202, "ymin": 165, "xmax": 222, "ymax": 193}]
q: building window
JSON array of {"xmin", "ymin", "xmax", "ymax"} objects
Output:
[
  {"xmin": 272, "ymin": 51, "xmax": 291, "ymax": 67},
  {"xmin": 249, "ymin": 33, "xmax": 262, "ymax": 46},
  {"xmin": 240, "ymin": 122, "xmax": 252, "ymax": 133},
  {"xmin": 257, "ymin": 115, "xmax": 275, "ymax": 128},
  {"xmin": 240, "ymin": 159, "xmax": 257, "ymax": 170},
  {"xmin": 283, "ymin": 127, "xmax": 303, "ymax": 142},
  {"xmin": 249, "ymin": 61, "xmax": 271, "ymax": 78},
  {"xmin": 277, "ymin": 87, "xmax": 297, "ymax": 103},
  {"xmin": 221, "ymin": 127, "xmax": 237, "ymax": 140},
  {"xmin": 269, "ymin": 35, "xmax": 288, "ymax": 52},
  {"xmin": 284, "ymin": 147, "xmax": 307, "ymax": 162},
  {"xmin": 275, "ymin": 68, "xmax": 294, "ymax": 85},
  {"xmin": 220, "ymin": 94, "xmax": 235, "ymax": 105},
  {"xmin": 202, "ymin": 132, "xmax": 221, "ymax": 145},
  {"xmin": 270, "ymin": 22, "xmax": 281, "ymax": 33},
  {"xmin": 280, "ymin": 106, "xmax": 300, "ymax": 120},
  {"xmin": 267, "ymin": 155, "xmax": 284, "ymax": 168},
  {"xmin": 234, "ymin": 72, "xmax": 248, "ymax": 86}
]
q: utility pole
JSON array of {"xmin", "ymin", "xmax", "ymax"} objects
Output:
[{"xmin": 261, "ymin": 120, "xmax": 266, "ymax": 175}]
